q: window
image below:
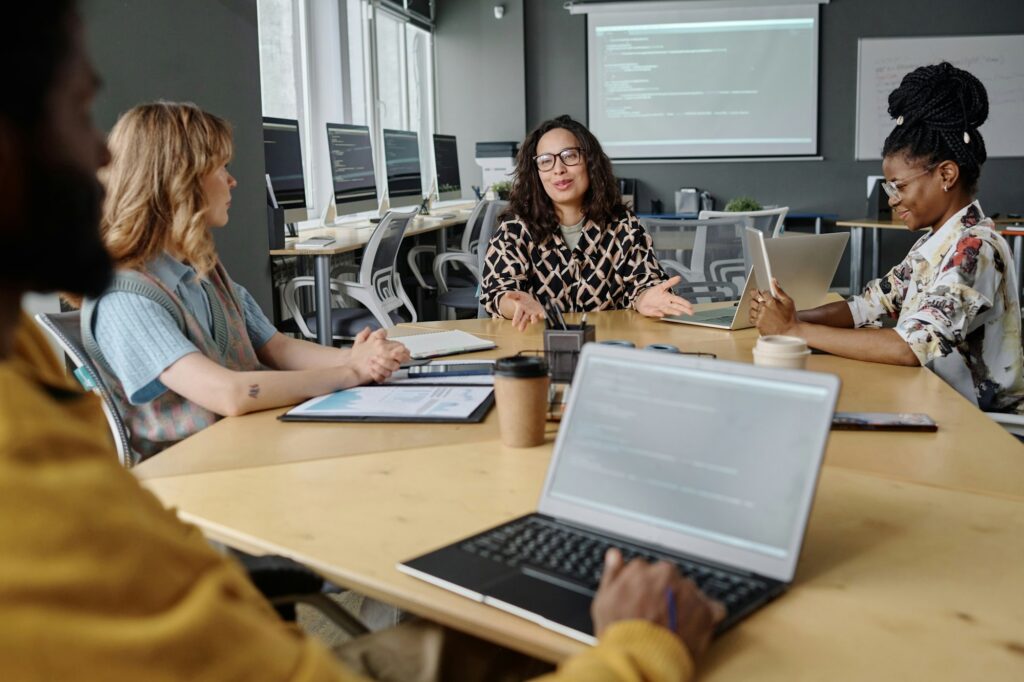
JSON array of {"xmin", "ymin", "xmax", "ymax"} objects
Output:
[
  {"xmin": 371, "ymin": 5, "xmax": 435, "ymax": 191},
  {"xmin": 257, "ymin": 0, "xmax": 314, "ymax": 210},
  {"xmin": 257, "ymin": 0, "xmax": 435, "ymax": 215},
  {"xmin": 256, "ymin": 0, "xmax": 302, "ymax": 120}
]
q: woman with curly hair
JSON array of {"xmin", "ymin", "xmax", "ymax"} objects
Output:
[
  {"xmin": 480, "ymin": 115, "xmax": 692, "ymax": 330},
  {"xmin": 83, "ymin": 102, "xmax": 409, "ymax": 458},
  {"xmin": 751, "ymin": 63, "xmax": 1024, "ymax": 413}
]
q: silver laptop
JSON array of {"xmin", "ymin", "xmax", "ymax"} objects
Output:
[
  {"xmin": 399, "ymin": 344, "xmax": 840, "ymax": 644},
  {"xmin": 662, "ymin": 231, "xmax": 850, "ymax": 330}
]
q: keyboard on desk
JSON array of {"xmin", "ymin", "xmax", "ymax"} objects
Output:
[{"xmin": 459, "ymin": 515, "xmax": 776, "ymax": 623}]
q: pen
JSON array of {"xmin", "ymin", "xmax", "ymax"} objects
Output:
[
  {"xmin": 580, "ymin": 312, "xmax": 588, "ymax": 330},
  {"xmin": 553, "ymin": 304, "xmax": 568, "ymax": 330},
  {"xmin": 541, "ymin": 296, "xmax": 554, "ymax": 329}
]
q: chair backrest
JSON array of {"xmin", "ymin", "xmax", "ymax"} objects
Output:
[
  {"xmin": 360, "ymin": 210, "xmax": 415, "ymax": 314},
  {"xmin": 33, "ymin": 312, "xmax": 137, "ymax": 468},
  {"xmin": 460, "ymin": 199, "xmax": 492, "ymax": 255},
  {"xmin": 642, "ymin": 216, "xmax": 748, "ymax": 286},
  {"xmin": 477, "ymin": 200, "xmax": 508, "ymax": 318},
  {"xmin": 699, "ymin": 207, "xmax": 789, "ymax": 238}
]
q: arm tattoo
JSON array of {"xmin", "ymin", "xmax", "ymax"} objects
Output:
[{"xmin": 248, "ymin": 384, "xmax": 261, "ymax": 399}]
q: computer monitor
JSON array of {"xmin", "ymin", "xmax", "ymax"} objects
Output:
[
  {"xmin": 382, "ymin": 128, "xmax": 423, "ymax": 210},
  {"xmin": 432, "ymin": 134, "xmax": 462, "ymax": 202},
  {"xmin": 326, "ymin": 123, "xmax": 379, "ymax": 216},
  {"xmin": 262, "ymin": 116, "xmax": 308, "ymax": 224}
]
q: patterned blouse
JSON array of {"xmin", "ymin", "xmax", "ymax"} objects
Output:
[
  {"xmin": 848, "ymin": 202, "xmax": 1024, "ymax": 413},
  {"xmin": 480, "ymin": 211, "xmax": 668, "ymax": 316}
]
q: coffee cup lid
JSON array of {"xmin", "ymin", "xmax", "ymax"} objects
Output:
[
  {"xmin": 495, "ymin": 356, "xmax": 549, "ymax": 378},
  {"xmin": 755, "ymin": 335, "xmax": 808, "ymax": 351}
]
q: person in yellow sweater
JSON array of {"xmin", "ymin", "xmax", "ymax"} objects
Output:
[{"xmin": 0, "ymin": 2, "xmax": 723, "ymax": 679}]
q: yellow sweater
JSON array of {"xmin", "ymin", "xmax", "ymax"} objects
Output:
[{"xmin": 0, "ymin": 313, "xmax": 694, "ymax": 681}]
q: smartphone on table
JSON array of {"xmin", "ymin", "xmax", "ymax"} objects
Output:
[
  {"xmin": 406, "ymin": 362, "xmax": 494, "ymax": 377},
  {"xmin": 831, "ymin": 412, "xmax": 937, "ymax": 432}
]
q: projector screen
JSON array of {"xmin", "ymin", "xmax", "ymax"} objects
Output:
[{"xmin": 584, "ymin": 2, "xmax": 820, "ymax": 159}]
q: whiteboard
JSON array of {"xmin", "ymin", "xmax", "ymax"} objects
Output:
[{"xmin": 855, "ymin": 34, "xmax": 1024, "ymax": 160}]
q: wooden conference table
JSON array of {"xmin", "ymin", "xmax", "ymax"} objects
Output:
[
  {"xmin": 137, "ymin": 311, "xmax": 1024, "ymax": 679},
  {"xmin": 269, "ymin": 209, "xmax": 471, "ymax": 346}
]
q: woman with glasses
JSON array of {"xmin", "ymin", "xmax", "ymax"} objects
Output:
[
  {"xmin": 480, "ymin": 115, "xmax": 693, "ymax": 330},
  {"xmin": 751, "ymin": 63, "xmax": 1024, "ymax": 414}
]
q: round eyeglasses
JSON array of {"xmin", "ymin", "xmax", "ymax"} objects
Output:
[
  {"xmin": 881, "ymin": 165, "xmax": 936, "ymax": 203},
  {"xmin": 533, "ymin": 147, "xmax": 583, "ymax": 172}
]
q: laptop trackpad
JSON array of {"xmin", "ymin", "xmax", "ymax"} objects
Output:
[{"xmin": 486, "ymin": 572, "xmax": 595, "ymax": 637}]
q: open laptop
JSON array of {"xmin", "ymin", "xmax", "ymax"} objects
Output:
[
  {"xmin": 662, "ymin": 231, "xmax": 849, "ymax": 330},
  {"xmin": 399, "ymin": 344, "xmax": 840, "ymax": 644}
]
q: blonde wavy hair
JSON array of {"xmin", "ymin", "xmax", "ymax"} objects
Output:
[{"xmin": 101, "ymin": 101, "xmax": 233, "ymax": 277}]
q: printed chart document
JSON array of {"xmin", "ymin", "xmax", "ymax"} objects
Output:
[
  {"xmin": 282, "ymin": 385, "xmax": 493, "ymax": 423},
  {"xmin": 389, "ymin": 329, "xmax": 496, "ymax": 359}
]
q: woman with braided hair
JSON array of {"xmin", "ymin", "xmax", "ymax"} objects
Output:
[{"xmin": 751, "ymin": 62, "xmax": 1024, "ymax": 414}]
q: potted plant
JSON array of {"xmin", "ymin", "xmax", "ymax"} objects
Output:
[
  {"xmin": 724, "ymin": 196, "xmax": 762, "ymax": 212},
  {"xmin": 491, "ymin": 181, "xmax": 512, "ymax": 201}
]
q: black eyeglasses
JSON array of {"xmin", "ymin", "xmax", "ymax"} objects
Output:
[{"xmin": 533, "ymin": 147, "xmax": 583, "ymax": 172}]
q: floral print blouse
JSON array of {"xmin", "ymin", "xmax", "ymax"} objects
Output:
[
  {"xmin": 848, "ymin": 202, "xmax": 1024, "ymax": 413},
  {"xmin": 480, "ymin": 211, "xmax": 668, "ymax": 316}
]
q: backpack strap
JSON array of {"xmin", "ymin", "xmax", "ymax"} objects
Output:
[{"xmin": 80, "ymin": 271, "xmax": 186, "ymax": 379}]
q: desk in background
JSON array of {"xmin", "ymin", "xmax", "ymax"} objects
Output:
[
  {"xmin": 835, "ymin": 218, "xmax": 910, "ymax": 293},
  {"xmin": 138, "ymin": 311, "xmax": 1024, "ymax": 678},
  {"xmin": 270, "ymin": 212, "xmax": 469, "ymax": 346},
  {"xmin": 839, "ymin": 216, "xmax": 1024, "ymax": 295}
]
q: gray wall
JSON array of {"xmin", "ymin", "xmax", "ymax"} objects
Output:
[
  {"xmin": 435, "ymin": 0, "xmax": 526, "ymax": 196},
  {"xmin": 524, "ymin": 0, "xmax": 1024, "ymax": 277},
  {"xmin": 82, "ymin": 0, "xmax": 272, "ymax": 310}
]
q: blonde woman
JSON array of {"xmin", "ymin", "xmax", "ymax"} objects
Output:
[{"xmin": 83, "ymin": 102, "xmax": 409, "ymax": 458}]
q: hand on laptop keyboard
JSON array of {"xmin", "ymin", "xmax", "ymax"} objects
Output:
[{"xmin": 591, "ymin": 548, "xmax": 726, "ymax": 661}]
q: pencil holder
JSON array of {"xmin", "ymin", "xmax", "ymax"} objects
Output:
[{"xmin": 543, "ymin": 324, "xmax": 596, "ymax": 382}]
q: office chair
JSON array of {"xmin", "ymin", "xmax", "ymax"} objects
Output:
[
  {"xmin": 34, "ymin": 311, "xmax": 138, "ymax": 468},
  {"xmin": 434, "ymin": 199, "xmax": 508, "ymax": 319},
  {"xmin": 283, "ymin": 211, "xmax": 418, "ymax": 341},
  {"xmin": 405, "ymin": 201, "xmax": 484, "ymax": 292},
  {"xmin": 699, "ymin": 207, "xmax": 789, "ymax": 238},
  {"xmin": 34, "ymin": 313, "xmax": 372, "ymax": 636},
  {"xmin": 234, "ymin": 552, "xmax": 369, "ymax": 636},
  {"xmin": 642, "ymin": 216, "xmax": 750, "ymax": 303}
]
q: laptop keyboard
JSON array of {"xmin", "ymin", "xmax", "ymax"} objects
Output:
[{"xmin": 459, "ymin": 516, "xmax": 769, "ymax": 613}]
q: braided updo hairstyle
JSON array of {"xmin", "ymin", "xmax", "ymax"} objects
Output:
[{"xmin": 881, "ymin": 62, "xmax": 989, "ymax": 194}]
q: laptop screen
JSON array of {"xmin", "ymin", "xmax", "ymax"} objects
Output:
[{"xmin": 542, "ymin": 351, "xmax": 834, "ymax": 569}]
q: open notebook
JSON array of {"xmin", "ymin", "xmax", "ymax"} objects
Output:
[{"xmin": 389, "ymin": 329, "xmax": 496, "ymax": 360}]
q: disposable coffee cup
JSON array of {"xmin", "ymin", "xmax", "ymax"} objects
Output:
[
  {"xmin": 752, "ymin": 335, "xmax": 811, "ymax": 370},
  {"xmin": 493, "ymin": 356, "xmax": 550, "ymax": 448}
]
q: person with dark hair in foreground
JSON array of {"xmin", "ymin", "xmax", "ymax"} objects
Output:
[
  {"xmin": 480, "ymin": 115, "xmax": 693, "ymax": 331},
  {"xmin": 0, "ymin": 3, "xmax": 722, "ymax": 679},
  {"xmin": 752, "ymin": 62, "xmax": 1024, "ymax": 414}
]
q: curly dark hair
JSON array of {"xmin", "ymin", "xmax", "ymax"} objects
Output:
[
  {"xmin": 503, "ymin": 115, "xmax": 626, "ymax": 243},
  {"xmin": 881, "ymin": 62, "xmax": 989, "ymax": 195}
]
